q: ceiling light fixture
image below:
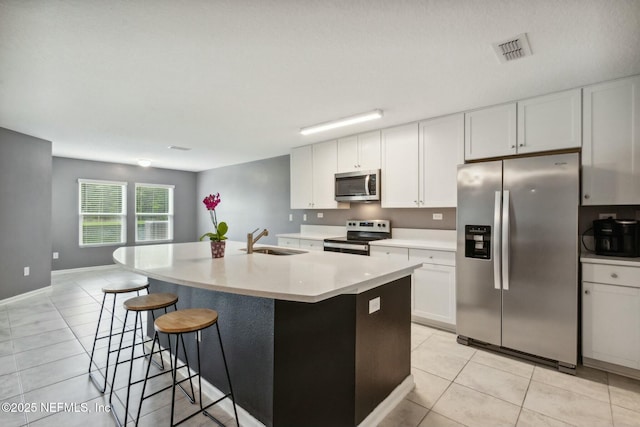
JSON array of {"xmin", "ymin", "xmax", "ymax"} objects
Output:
[
  {"xmin": 300, "ymin": 109, "xmax": 383, "ymax": 136},
  {"xmin": 137, "ymin": 159, "xmax": 151, "ymax": 167},
  {"xmin": 168, "ymin": 145, "xmax": 192, "ymax": 151}
]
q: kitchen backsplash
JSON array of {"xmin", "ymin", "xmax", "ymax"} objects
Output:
[{"xmin": 295, "ymin": 204, "xmax": 456, "ymax": 230}]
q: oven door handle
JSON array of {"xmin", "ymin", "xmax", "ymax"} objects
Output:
[{"xmin": 323, "ymin": 241, "xmax": 369, "ymax": 252}]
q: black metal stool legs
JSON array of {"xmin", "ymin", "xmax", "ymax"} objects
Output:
[{"xmin": 88, "ymin": 291, "xmax": 118, "ymax": 393}]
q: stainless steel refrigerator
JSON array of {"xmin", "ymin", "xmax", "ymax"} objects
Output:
[{"xmin": 456, "ymin": 152, "xmax": 579, "ymax": 372}]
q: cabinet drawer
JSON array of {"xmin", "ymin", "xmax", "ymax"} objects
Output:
[
  {"xmin": 277, "ymin": 237, "xmax": 300, "ymax": 248},
  {"xmin": 582, "ymin": 263, "xmax": 640, "ymax": 288},
  {"xmin": 409, "ymin": 248, "xmax": 455, "ymax": 266},
  {"xmin": 370, "ymin": 246, "xmax": 409, "ymax": 261},
  {"xmin": 299, "ymin": 239, "xmax": 324, "ymax": 251}
]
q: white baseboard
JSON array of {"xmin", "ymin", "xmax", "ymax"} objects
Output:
[
  {"xmin": 51, "ymin": 264, "xmax": 119, "ymax": 276},
  {"xmin": 357, "ymin": 374, "xmax": 415, "ymax": 427},
  {"xmin": 0, "ymin": 286, "xmax": 51, "ymax": 306}
]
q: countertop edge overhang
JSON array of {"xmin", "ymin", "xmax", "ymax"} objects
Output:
[{"xmin": 113, "ymin": 241, "xmax": 422, "ymax": 303}]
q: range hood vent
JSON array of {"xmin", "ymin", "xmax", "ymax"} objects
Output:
[{"xmin": 492, "ymin": 33, "xmax": 532, "ymax": 63}]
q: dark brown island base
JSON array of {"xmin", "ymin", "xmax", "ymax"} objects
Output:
[{"xmin": 148, "ymin": 275, "xmax": 411, "ymax": 427}]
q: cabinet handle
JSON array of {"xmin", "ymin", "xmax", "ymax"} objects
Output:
[
  {"xmin": 584, "ymin": 194, "xmax": 590, "ymax": 199},
  {"xmin": 584, "ymin": 290, "xmax": 590, "ymax": 295},
  {"xmin": 511, "ymin": 145, "xmax": 516, "ymax": 149},
  {"xmin": 354, "ymin": 164, "xmax": 358, "ymax": 168},
  {"xmin": 414, "ymin": 200, "xmax": 418, "ymax": 205},
  {"xmin": 519, "ymin": 143, "xmax": 524, "ymax": 147},
  {"xmin": 611, "ymin": 273, "xmax": 618, "ymax": 278}
]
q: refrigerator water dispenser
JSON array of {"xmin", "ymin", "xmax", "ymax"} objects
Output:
[{"xmin": 465, "ymin": 225, "xmax": 491, "ymax": 259}]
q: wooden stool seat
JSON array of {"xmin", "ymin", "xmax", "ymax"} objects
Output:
[
  {"xmin": 124, "ymin": 293, "xmax": 178, "ymax": 312},
  {"xmin": 155, "ymin": 308, "xmax": 218, "ymax": 334},
  {"xmin": 102, "ymin": 280, "xmax": 149, "ymax": 294}
]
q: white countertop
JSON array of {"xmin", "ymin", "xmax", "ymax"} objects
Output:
[
  {"xmin": 113, "ymin": 241, "xmax": 421, "ymax": 303},
  {"xmin": 370, "ymin": 228, "xmax": 457, "ymax": 252},
  {"xmin": 580, "ymin": 252, "xmax": 640, "ymax": 267},
  {"xmin": 369, "ymin": 238, "xmax": 456, "ymax": 252}
]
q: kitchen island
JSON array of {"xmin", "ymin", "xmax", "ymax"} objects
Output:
[{"xmin": 113, "ymin": 241, "xmax": 421, "ymax": 427}]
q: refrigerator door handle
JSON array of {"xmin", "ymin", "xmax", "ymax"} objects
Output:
[
  {"xmin": 493, "ymin": 191, "xmax": 502, "ymax": 290},
  {"xmin": 502, "ymin": 190, "xmax": 510, "ymax": 291}
]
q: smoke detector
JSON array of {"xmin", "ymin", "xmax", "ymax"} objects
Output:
[{"xmin": 492, "ymin": 33, "xmax": 532, "ymax": 63}]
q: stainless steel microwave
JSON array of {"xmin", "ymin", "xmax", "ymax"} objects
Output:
[{"xmin": 335, "ymin": 169, "xmax": 380, "ymax": 202}]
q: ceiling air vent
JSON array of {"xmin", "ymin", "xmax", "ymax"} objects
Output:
[
  {"xmin": 492, "ymin": 33, "xmax": 532, "ymax": 63},
  {"xmin": 168, "ymin": 145, "xmax": 191, "ymax": 151}
]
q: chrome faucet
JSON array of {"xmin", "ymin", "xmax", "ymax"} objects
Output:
[{"xmin": 247, "ymin": 228, "xmax": 269, "ymax": 253}]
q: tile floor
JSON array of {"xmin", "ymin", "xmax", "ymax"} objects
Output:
[{"xmin": 0, "ymin": 267, "xmax": 639, "ymax": 427}]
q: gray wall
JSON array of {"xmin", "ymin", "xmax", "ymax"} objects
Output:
[
  {"xmin": 197, "ymin": 155, "xmax": 298, "ymax": 245},
  {"xmin": 52, "ymin": 157, "xmax": 198, "ymax": 270},
  {"xmin": 0, "ymin": 128, "xmax": 52, "ymax": 300},
  {"xmin": 197, "ymin": 155, "xmax": 456, "ymax": 247}
]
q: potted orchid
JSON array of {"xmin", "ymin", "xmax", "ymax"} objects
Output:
[{"xmin": 199, "ymin": 193, "xmax": 228, "ymax": 257}]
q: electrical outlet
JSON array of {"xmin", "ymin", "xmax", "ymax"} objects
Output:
[
  {"xmin": 432, "ymin": 213, "xmax": 443, "ymax": 220},
  {"xmin": 599, "ymin": 213, "xmax": 616, "ymax": 219},
  {"xmin": 288, "ymin": 214, "xmax": 293, "ymax": 222},
  {"xmin": 317, "ymin": 212, "xmax": 323, "ymax": 218},
  {"xmin": 53, "ymin": 252, "xmax": 59, "ymax": 259},
  {"xmin": 23, "ymin": 266, "xmax": 30, "ymax": 276},
  {"xmin": 368, "ymin": 297, "xmax": 381, "ymax": 314},
  {"xmin": 303, "ymin": 214, "xmax": 307, "ymax": 222}
]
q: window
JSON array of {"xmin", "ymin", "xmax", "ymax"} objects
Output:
[
  {"xmin": 135, "ymin": 183, "xmax": 174, "ymax": 242},
  {"xmin": 79, "ymin": 179, "xmax": 127, "ymax": 247}
]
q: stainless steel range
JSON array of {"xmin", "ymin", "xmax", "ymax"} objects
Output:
[{"xmin": 323, "ymin": 220, "xmax": 391, "ymax": 256}]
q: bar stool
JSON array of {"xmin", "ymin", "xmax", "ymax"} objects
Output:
[
  {"xmin": 109, "ymin": 292, "xmax": 180, "ymax": 427},
  {"xmin": 136, "ymin": 308, "xmax": 239, "ymax": 427},
  {"xmin": 88, "ymin": 279, "xmax": 149, "ymax": 393}
]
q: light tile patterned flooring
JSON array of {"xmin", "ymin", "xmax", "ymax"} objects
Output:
[{"xmin": 0, "ymin": 268, "xmax": 638, "ymax": 426}]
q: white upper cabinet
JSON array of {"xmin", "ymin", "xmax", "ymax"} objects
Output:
[
  {"xmin": 290, "ymin": 145, "xmax": 313, "ymax": 209},
  {"xmin": 517, "ymin": 89, "xmax": 582, "ymax": 154},
  {"xmin": 312, "ymin": 140, "xmax": 343, "ymax": 209},
  {"xmin": 465, "ymin": 90, "xmax": 582, "ymax": 161},
  {"xmin": 337, "ymin": 131, "xmax": 381, "ymax": 173},
  {"xmin": 419, "ymin": 114, "xmax": 464, "ymax": 207},
  {"xmin": 582, "ymin": 75, "xmax": 640, "ymax": 205},
  {"xmin": 381, "ymin": 123, "xmax": 420, "ymax": 207},
  {"xmin": 465, "ymin": 103, "xmax": 517, "ymax": 160},
  {"xmin": 290, "ymin": 141, "xmax": 346, "ymax": 209}
]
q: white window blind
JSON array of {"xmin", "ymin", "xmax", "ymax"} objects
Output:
[
  {"xmin": 135, "ymin": 183, "xmax": 174, "ymax": 243},
  {"xmin": 79, "ymin": 179, "xmax": 127, "ymax": 247}
]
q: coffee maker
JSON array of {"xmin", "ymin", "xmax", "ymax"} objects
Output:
[{"xmin": 593, "ymin": 218, "xmax": 640, "ymax": 257}]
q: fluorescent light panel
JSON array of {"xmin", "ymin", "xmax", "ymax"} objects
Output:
[{"xmin": 300, "ymin": 109, "xmax": 383, "ymax": 135}]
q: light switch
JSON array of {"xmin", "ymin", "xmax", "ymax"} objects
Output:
[
  {"xmin": 23, "ymin": 266, "xmax": 30, "ymax": 276},
  {"xmin": 369, "ymin": 297, "xmax": 381, "ymax": 314},
  {"xmin": 433, "ymin": 213, "xmax": 443, "ymax": 220}
]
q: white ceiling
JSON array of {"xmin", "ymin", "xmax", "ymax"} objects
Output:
[{"xmin": 1, "ymin": 0, "xmax": 639, "ymax": 172}]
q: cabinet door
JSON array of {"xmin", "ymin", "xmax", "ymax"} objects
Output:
[
  {"xmin": 465, "ymin": 103, "xmax": 517, "ymax": 160},
  {"xmin": 312, "ymin": 141, "xmax": 340, "ymax": 209},
  {"xmin": 277, "ymin": 237, "xmax": 300, "ymax": 248},
  {"xmin": 290, "ymin": 145, "xmax": 313, "ymax": 209},
  {"xmin": 337, "ymin": 135, "xmax": 359, "ymax": 173},
  {"xmin": 419, "ymin": 114, "xmax": 464, "ymax": 207},
  {"xmin": 517, "ymin": 89, "xmax": 581, "ymax": 154},
  {"xmin": 582, "ymin": 75, "xmax": 640, "ymax": 205},
  {"xmin": 369, "ymin": 246, "xmax": 408, "ymax": 261},
  {"xmin": 381, "ymin": 123, "xmax": 420, "ymax": 207},
  {"xmin": 412, "ymin": 264, "xmax": 456, "ymax": 327},
  {"xmin": 582, "ymin": 281, "xmax": 640, "ymax": 369},
  {"xmin": 357, "ymin": 130, "xmax": 381, "ymax": 171}
]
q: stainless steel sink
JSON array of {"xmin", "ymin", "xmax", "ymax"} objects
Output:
[{"xmin": 242, "ymin": 247, "xmax": 307, "ymax": 256}]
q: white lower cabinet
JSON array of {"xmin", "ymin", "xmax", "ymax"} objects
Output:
[
  {"xmin": 277, "ymin": 237, "xmax": 324, "ymax": 251},
  {"xmin": 582, "ymin": 262, "xmax": 640, "ymax": 373},
  {"xmin": 409, "ymin": 249, "xmax": 456, "ymax": 330},
  {"xmin": 277, "ymin": 237, "xmax": 300, "ymax": 248},
  {"xmin": 371, "ymin": 245, "xmax": 456, "ymax": 331}
]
